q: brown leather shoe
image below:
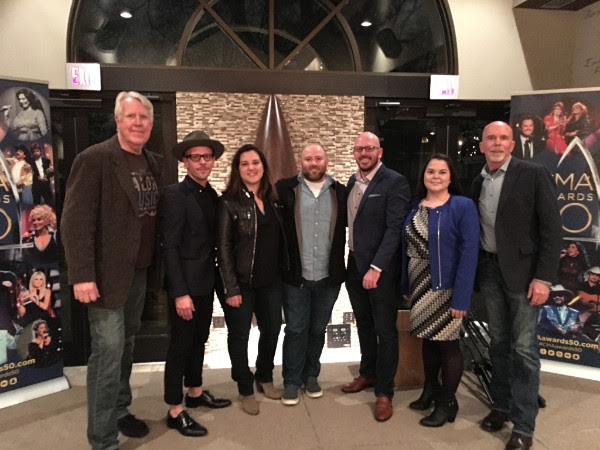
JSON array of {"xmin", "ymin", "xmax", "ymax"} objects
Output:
[
  {"xmin": 374, "ymin": 396, "xmax": 393, "ymax": 422},
  {"xmin": 341, "ymin": 375, "xmax": 375, "ymax": 393},
  {"xmin": 505, "ymin": 431, "xmax": 532, "ymax": 449}
]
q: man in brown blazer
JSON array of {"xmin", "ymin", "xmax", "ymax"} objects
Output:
[{"xmin": 61, "ymin": 91, "xmax": 160, "ymax": 450}]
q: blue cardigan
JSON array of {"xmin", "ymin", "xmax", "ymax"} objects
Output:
[{"xmin": 400, "ymin": 195, "xmax": 480, "ymax": 311}]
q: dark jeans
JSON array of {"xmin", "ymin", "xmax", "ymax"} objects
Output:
[
  {"xmin": 477, "ymin": 257, "xmax": 540, "ymax": 437},
  {"xmin": 86, "ymin": 268, "xmax": 147, "ymax": 450},
  {"xmin": 282, "ymin": 278, "xmax": 340, "ymax": 388},
  {"xmin": 345, "ymin": 256, "xmax": 399, "ymax": 399},
  {"xmin": 220, "ymin": 279, "xmax": 283, "ymax": 396},
  {"xmin": 163, "ymin": 293, "xmax": 213, "ymax": 405}
]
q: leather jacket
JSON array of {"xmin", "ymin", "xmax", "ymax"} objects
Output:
[{"xmin": 217, "ymin": 188, "xmax": 287, "ymax": 297}]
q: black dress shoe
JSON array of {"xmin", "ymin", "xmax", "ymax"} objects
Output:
[
  {"xmin": 186, "ymin": 390, "xmax": 232, "ymax": 409},
  {"xmin": 505, "ymin": 431, "xmax": 532, "ymax": 449},
  {"xmin": 481, "ymin": 409, "xmax": 509, "ymax": 432},
  {"xmin": 166, "ymin": 410, "xmax": 207, "ymax": 437}
]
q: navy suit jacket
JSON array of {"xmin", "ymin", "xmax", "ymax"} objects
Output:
[
  {"xmin": 159, "ymin": 176, "xmax": 217, "ymax": 299},
  {"xmin": 472, "ymin": 157, "xmax": 563, "ymax": 292},
  {"xmin": 348, "ymin": 163, "xmax": 410, "ymax": 276}
]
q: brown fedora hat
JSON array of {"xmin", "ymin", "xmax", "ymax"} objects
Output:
[{"xmin": 171, "ymin": 131, "xmax": 225, "ymax": 161}]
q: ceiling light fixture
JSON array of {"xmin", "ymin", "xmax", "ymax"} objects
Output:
[
  {"xmin": 361, "ymin": 20, "xmax": 372, "ymax": 27},
  {"xmin": 120, "ymin": 9, "xmax": 132, "ymax": 19}
]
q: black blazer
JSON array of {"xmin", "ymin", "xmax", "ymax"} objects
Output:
[
  {"xmin": 348, "ymin": 164, "xmax": 410, "ymax": 276},
  {"xmin": 28, "ymin": 156, "xmax": 52, "ymax": 181},
  {"xmin": 159, "ymin": 176, "xmax": 218, "ymax": 299},
  {"xmin": 471, "ymin": 157, "xmax": 563, "ymax": 291},
  {"xmin": 513, "ymin": 136, "xmax": 544, "ymax": 160}
]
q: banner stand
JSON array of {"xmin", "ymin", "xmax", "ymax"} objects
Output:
[{"xmin": 0, "ymin": 375, "xmax": 68, "ymax": 409}]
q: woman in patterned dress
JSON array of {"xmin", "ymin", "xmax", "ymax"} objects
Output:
[{"xmin": 400, "ymin": 153, "xmax": 479, "ymax": 427}]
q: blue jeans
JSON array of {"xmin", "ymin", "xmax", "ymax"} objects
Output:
[
  {"xmin": 282, "ymin": 278, "xmax": 341, "ymax": 388},
  {"xmin": 220, "ymin": 279, "xmax": 283, "ymax": 396},
  {"xmin": 477, "ymin": 258, "xmax": 540, "ymax": 437},
  {"xmin": 346, "ymin": 256, "xmax": 399, "ymax": 399},
  {"xmin": 86, "ymin": 269, "xmax": 147, "ymax": 450}
]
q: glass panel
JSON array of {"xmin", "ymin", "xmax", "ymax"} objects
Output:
[
  {"xmin": 282, "ymin": 15, "xmax": 354, "ymax": 71},
  {"xmin": 455, "ymin": 119, "xmax": 490, "ymax": 193},
  {"xmin": 73, "ymin": 0, "xmax": 199, "ymax": 64},
  {"xmin": 341, "ymin": 0, "xmax": 449, "ymax": 73},
  {"xmin": 378, "ymin": 118, "xmax": 438, "ymax": 194},
  {"xmin": 274, "ymin": 0, "xmax": 328, "ymax": 44},
  {"xmin": 70, "ymin": 0, "xmax": 453, "ymax": 74},
  {"xmin": 182, "ymin": 12, "xmax": 259, "ymax": 68}
]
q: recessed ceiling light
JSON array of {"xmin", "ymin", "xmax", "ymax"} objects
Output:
[
  {"xmin": 361, "ymin": 20, "xmax": 372, "ymax": 27},
  {"xmin": 120, "ymin": 9, "xmax": 132, "ymax": 19}
]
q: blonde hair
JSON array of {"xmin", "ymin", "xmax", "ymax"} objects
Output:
[{"xmin": 29, "ymin": 204, "xmax": 56, "ymax": 230}]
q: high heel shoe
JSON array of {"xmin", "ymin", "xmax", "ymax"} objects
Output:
[
  {"xmin": 419, "ymin": 395, "xmax": 458, "ymax": 427},
  {"xmin": 409, "ymin": 381, "xmax": 441, "ymax": 410},
  {"xmin": 255, "ymin": 381, "xmax": 282, "ymax": 399}
]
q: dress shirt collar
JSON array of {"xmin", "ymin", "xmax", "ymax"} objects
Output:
[
  {"xmin": 481, "ymin": 155, "xmax": 511, "ymax": 178},
  {"xmin": 355, "ymin": 161, "xmax": 382, "ymax": 183}
]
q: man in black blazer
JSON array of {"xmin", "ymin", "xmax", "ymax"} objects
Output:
[
  {"xmin": 472, "ymin": 121, "xmax": 562, "ymax": 450},
  {"xmin": 342, "ymin": 131, "xmax": 410, "ymax": 422},
  {"xmin": 28, "ymin": 142, "xmax": 54, "ymax": 206},
  {"xmin": 159, "ymin": 131, "xmax": 231, "ymax": 437},
  {"xmin": 512, "ymin": 116, "xmax": 543, "ymax": 160}
]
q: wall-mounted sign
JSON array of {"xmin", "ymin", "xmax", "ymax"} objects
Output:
[
  {"xmin": 429, "ymin": 74, "xmax": 459, "ymax": 100},
  {"xmin": 65, "ymin": 63, "xmax": 101, "ymax": 91}
]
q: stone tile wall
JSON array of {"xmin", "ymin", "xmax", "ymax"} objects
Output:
[{"xmin": 175, "ymin": 92, "xmax": 364, "ymax": 191}]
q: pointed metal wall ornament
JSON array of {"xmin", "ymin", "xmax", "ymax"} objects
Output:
[{"xmin": 255, "ymin": 94, "xmax": 297, "ymax": 183}]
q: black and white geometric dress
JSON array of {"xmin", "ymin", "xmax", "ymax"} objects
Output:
[{"xmin": 406, "ymin": 204, "xmax": 461, "ymax": 341}]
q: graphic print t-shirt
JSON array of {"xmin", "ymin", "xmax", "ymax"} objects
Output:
[{"xmin": 125, "ymin": 150, "xmax": 159, "ymax": 268}]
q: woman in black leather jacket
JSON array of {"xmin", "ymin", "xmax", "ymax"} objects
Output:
[{"xmin": 217, "ymin": 144, "xmax": 285, "ymax": 415}]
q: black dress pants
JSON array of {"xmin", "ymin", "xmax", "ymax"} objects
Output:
[{"xmin": 163, "ymin": 293, "xmax": 214, "ymax": 405}]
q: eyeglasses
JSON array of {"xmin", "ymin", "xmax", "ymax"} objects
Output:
[
  {"xmin": 185, "ymin": 153, "xmax": 214, "ymax": 162},
  {"xmin": 353, "ymin": 146, "xmax": 379, "ymax": 153}
]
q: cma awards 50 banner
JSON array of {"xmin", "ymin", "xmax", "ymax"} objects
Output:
[
  {"xmin": 511, "ymin": 90, "xmax": 600, "ymax": 369},
  {"xmin": 0, "ymin": 77, "xmax": 63, "ymax": 394}
]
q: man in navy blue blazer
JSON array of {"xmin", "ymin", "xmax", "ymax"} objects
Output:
[{"xmin": 343, "ymin": 131, "xmax": 410, "ymax": 422}]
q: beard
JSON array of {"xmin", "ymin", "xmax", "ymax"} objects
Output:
[
  {"xmin": 358, "ymin": 155, "xmax": 379, "ymax": 173},
  {"xmin": 302, "ymin": 167, "xmax": 326, "ymax": 182}
]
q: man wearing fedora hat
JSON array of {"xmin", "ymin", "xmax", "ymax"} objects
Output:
[
  {"xmin": 159, "ymin": 130, "xmax": 231, "ymax": 437},
  {"xmin": 538, "ymin": 285, "xmax": 580, "ymax": 339}
]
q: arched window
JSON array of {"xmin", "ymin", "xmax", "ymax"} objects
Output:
[{"xmin": 69, "ymin": 0, "xmax": 456, "ymax": 74}]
